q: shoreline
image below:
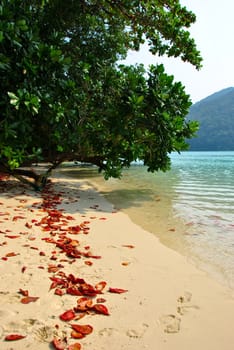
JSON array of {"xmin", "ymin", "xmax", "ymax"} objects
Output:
[
  {"xmin": 63, "ymin": 165, "xmax": 232, "ymax": 291},
  {"xmin": 0, "ymin": 174, "xmax": 234, "ymax": 349}
]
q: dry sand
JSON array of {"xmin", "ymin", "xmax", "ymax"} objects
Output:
[{"xmin": 0, "ymin": 173, "xmax": 234, "ymax": 350}]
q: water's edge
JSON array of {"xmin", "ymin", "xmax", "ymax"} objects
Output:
[{"xmin": 60, "ymin": 151, "xmax": 234, "ymax": 290}]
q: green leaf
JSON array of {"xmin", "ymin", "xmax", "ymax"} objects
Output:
[{"xmin": 7, "ymin": 92, "xmax": 19, "ymax": 108}]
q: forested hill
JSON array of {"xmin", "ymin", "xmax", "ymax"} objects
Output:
[{"xmin": 187, "ymin": 87, "xmax": 234, "ymax": 150}]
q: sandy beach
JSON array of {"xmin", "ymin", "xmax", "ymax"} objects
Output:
[{"xmin": 0, "ymin": 173, "xmax": 234, "ymax": 350}]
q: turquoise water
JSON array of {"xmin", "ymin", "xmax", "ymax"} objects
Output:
[
  {"xmin": 62, "ymin": 152, "xmax": 234, "ymax": 288},
  {"xmin": 168, "ymin": 151, "xmax": 234, "ymax": 287}
]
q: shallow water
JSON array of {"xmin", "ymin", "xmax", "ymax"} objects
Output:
[{"xmin": 60, "ymin": 151, "xmax": 234, "ymax": 289}]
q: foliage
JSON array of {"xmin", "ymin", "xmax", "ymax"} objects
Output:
[
  {"xmin": 188, "ymin": 87, "xmax": 234, "ymax": 151},
  {"xmin": 0, "ymin": 0, "xmax": 201, "ymax": 185}
]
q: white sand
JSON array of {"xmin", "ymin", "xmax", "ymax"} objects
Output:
[{"xmin": 0, "ymin": 174, "xmax": 234, "ymax": 350}]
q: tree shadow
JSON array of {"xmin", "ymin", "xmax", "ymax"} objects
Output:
[
  {"xmin": 56, "ymin": 166, "xmax": 155, "ymax": 213},
  {"xmin": 0, "ymin": 168, "xmax": 155, "ymax": 216}
]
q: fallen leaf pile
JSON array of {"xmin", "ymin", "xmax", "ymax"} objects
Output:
[{"xmin": 0, "ymin": 178, "xmax": 129, "ymax": 349}]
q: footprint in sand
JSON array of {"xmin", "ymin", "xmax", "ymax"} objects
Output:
[
  {"xmin": 177, "ymin": 291, "xmax": 199, "ymax": 315},
  {"xmin": 160, "ymin": 314, "xmax": 181, "ymax": 333},
  {"xmin": 177, "ymin": 291, "xmax": 192, "ymax": 304},
  {"xmin": 160, "ymin": 291, "xmax": 199, "ymax": 333},
  {"xmin": 99, "ymin": 324, "xmax": 149, "ymax": 339},
  {"xmin": 0, "ymin": 291, "xmax": 21, "ymax": 304},
  {"xmin": 98, "ymin": 328, "xmax": 119, "ymax": 337},
  {"xmin": 126, "ymin": 323, "xmax": 149, "ymax": 338},
  {"xmin": 177, "ymin": 304, "xmax": 200, "ymax": 315}
]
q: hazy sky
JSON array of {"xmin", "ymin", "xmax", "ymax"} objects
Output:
[{"xmin": 121, "ymin": 0, "xmax": 234, "ymax": 103}]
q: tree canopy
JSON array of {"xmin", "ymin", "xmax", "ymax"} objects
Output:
[{"xmin": 0, "ymin": 0, "xmax": 201, "ymax": 188}]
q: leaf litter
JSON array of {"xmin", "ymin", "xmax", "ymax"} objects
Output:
[{"xmin": 1, "ymin": 179, "xmax": 129, "ymax": 349}]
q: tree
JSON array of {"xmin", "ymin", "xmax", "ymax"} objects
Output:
[{"xmin": 0, "ymin": 0, "xmax": 201, "ymax": 189}]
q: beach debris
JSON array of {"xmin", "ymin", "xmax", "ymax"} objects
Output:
[
  {"xmin": 109, "ymin": 287, "xmax": 128, "ymax": 294},
  {"xmin": 70, "ymin": 324, "xmax": 93, "ymax": 339},
  {"xmin": 12, "ymin": 215, "xmax": 26, "ymax": 221},
  {"xmin": 18, "ymin": 288, "xmax": 29, "ymax": 296},
  {"xmin": 5, "ymin": 235, "xmax": 20, "ymax": 239},
  {"xmin": 122, "ymin": 244, "xmax": 135, "ymax": 248},
  {"xmin": 60, "ymin": 309, "xmax": 76, "ymax": 322},
  {"xmin": 52, "ymin": 336, "xmax": 68, "ymax": 349},
  {"xmin": 20, "ymin": 296, "xmax": 39, "ymax": 304},
  {"xmin": 91, "ymin": 303, "xmax": 110, "ymax": 315},
  {"xmin": 5, "ymin": 334, "xmax": 26, "ymax": 341}
]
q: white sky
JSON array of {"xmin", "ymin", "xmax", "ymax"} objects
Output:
[{"xmin": 121, "ymin": 0, "xmax": 234, "ymax": 103}]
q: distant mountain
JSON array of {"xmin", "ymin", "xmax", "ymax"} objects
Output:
[{"xmin": 187, "ymin": 87, "xmax": 234, "ymax": 151}]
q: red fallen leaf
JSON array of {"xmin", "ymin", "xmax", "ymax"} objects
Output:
[
  {"xmin": 50, "ymin": 255, "xmax": 57, "ymax": 260},
  {"xmin": 5, "ymin": 252, "xmax": 19, "ymax": 257},
  {"xmin": 67, "ymin": 287, "xmax": 82, "ymax": 296},
  {"xmin": 65, "ymin": 215, "xmax": 75, "ymax": 220},
  {"xmin": 84, "ymin": 260, "xmax": 93, "ymax": 266},
  {"xmin": 25, "ymin": 222, "xmax": 32, "ymax": 228},
  {"xmin": 48, "ymin": 265, "xmax": 60, "ymax": 273},
  {"xmin": 109, "ymin": 287, "xmax": 128, "ymax": 294},
  {"xmin": 70, "ymin": 330, "xmax": 84, "ymax": 339},
  {"xmin": 55, "ymin": 288, "xmax": 64, "ymax": 296},
  {"xmin": 13, "ymin": 215, "xmax": 26, "ymax": 221},
  {"xmin": 49, "ymin": 277, "xmax": 65, "ymax": 290},
  {"xmin": 122, "ymin": 244, "xmax": 135, "ymax": 249},
  {"xmin": 71, "ymin": 324, "xmax": 93, "ymax": 335},
  {"xmin": 42, "ymin": 237, "xmax": 56, "ymax": 243},
  {"xmin": 28, "ymin": 236, "xmax": 36, "ymax": 241},
  {"xmin": 57, "ymin": 263, "xmax": 64, "ymax": 268},
  {"xmin": 5, "ymin": 235, "xmax": 20, "ymax": 239},
  {"xmin": 19, "ymin": 288, "xmax": 29, "ymax": 296},
  {"xmin": 79, "ymin": 283, "xmax": 97, "ymax": 296},
  {"xmin": 5, "ymin": 334, "xmax": 26, "ymax": 341},
  {"xmin": 52, "ymin": 337, "xmax": 67, "ymax": 350},
  {"xmin": 1, "ymin": 257, "xmax": 8, "ymax": 261},
  {"xmin": 67, "ymin": 343, "xmax": 81, "ymax": 350},
  {"xmin": 92, "ymin": 304, "xmax": 109, "ymax": 315},
  {"xmin": 21, "ymin": 296, "xmax": 39, "ymax": 304},
  {"xmin": 68, "ymin": 225, "xmax": 81, "ymax": 234},
  {"xmin": 59, "ymin": 309, "xmax": 76, "ymax": 321},
  {"xmin": 95, "ymin": 281, "xmax": 107, "ymax": 293},
  {"xmin": 76, "ymin": 297, "xmax": 93, "ymax": 311},
  {"xmin": 39, "ymin": 251, "xmax": 46, "ymax": 256},
  {"xmin": 21, "ymin": 266, "xmax": 27, "ymax": 273},
  {"xmin": 83, "ymin": 253, "xmax": 101, "ymax": 259},
  {"xmin": 96, "ymin": 297, "xmax": 106, "ymax": 303},
  {"xmin": 99, "ymin": 217, "xmax": 107, "ymax": 220}
]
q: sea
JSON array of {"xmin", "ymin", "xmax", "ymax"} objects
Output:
[{"xmin": 63, "ymin": 151, "xmax": 234, "ymax": 289}]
